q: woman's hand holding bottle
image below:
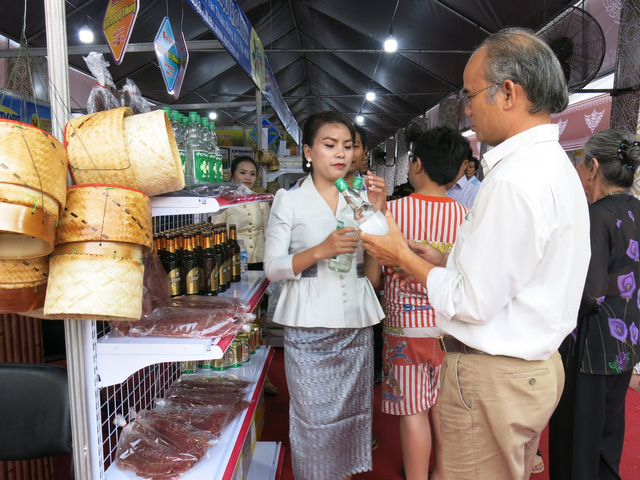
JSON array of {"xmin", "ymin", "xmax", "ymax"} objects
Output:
[{"xmin": 319, "ymin": 226, "xmax": 359, "ymax": 260}]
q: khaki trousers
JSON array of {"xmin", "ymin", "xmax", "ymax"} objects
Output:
[{"xmin": 439, "ymin": 351, "xmax": 564, "ymax": 480}]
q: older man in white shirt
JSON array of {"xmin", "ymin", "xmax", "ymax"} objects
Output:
[{"xmin": 361, "ymin": 28, "xmax": 590, "ymax": 480}]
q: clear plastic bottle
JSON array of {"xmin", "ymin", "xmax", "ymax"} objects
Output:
[
  {"xmin": 185, "ymin": 111, "xmax": 212, "ymax": 185},
  {"xmin": 335, "ymin": 176, "xmax": 389, "ymax": 235},
  {"xmin": 328, "ymin": 220, "xmax": 354, "ymax": 273},
  {"xmin": 210, "ymin": 122, "xmax": 223, "ymax": 182},
  {"xmin": 238, "ymin": 239, "xmax": 248, "ymax": 282},
  {"xmin": 170, "ymin": 111, "xmax": 186, "ymax": 176}
]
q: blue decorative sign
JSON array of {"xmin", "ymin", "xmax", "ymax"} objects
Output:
[
  {"xmin": 154, "ymin": 16, "xmax": 180, "ymax": 94},
  {"xmin": 250, "ymin": 117, "xmax": 280, "ymax": 147}
]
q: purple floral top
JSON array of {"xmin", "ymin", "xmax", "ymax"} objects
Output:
[{"xmin": 568, "ymin": 193, "xmax": 640, "ymax": 375}]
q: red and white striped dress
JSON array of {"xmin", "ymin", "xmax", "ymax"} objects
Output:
[{"xmin": 382, "ymin": 193, "xmax": 468, "ymax": 415}]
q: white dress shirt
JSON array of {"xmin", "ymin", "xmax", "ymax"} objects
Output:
[
  {"xmin": 427, "ymin": 124, "xmax": 591, "ymax": 360},
  {"xmin": 264, "ymin": 177, "xmax": 384, "ymax": 328},
  {"xmin": 446, "ymin": 175, "xmax": 480, "ymax": 208}
]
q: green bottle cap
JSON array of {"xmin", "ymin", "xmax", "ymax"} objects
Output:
[
  {"xmin": 170, "ymin": 111, "xmax": 179, "ymax": 121},
  {"xmin": 160, "ymin": 106, "xmax": 171, "ymax": 114},
  {"xmin": 189, "ymin": 111, "xmax": 198, "ymax": 121},
  {"xmin": 334, "ymin": 177, "xmax": 348, "ymax": 192},
  {"xmin": 201, "ymin": 117, "xmax": 209, "ymax": 127},
  {"xmin": 352, "ymin": 176, "xmax": 364, "ymax": 190}
]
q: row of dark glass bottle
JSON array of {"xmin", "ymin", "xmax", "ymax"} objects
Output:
[{"xmin": 155, "ymin": 222, "xmax": 242, "ymax": 297}]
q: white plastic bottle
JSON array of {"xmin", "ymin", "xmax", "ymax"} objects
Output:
[{"xmin": 328, "ymin": 220, "xmax": 354, "ymax": 273}]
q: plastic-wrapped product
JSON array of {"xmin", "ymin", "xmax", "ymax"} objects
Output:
[
  {"xmin": 120, "ymin": 78, "xmax": 151, "ymax": 114},
  {"xmin": 83, "ymin": 52, "xmax": 119, "ymax": 113},
  {"xmin": 115, "ymin": 410, "xmax": 211, "ymax": 479}
]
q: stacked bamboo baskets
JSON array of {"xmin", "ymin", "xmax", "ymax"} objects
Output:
[
  {"xmin": 0, "ymin": 120, "xmax": 68, "ymax": 313},
  {"xmin": 43, "ymin": 185, "xmax": 152, "ymax": 321},
  {"xmin": 65, "ymin": 107, "xmax": 185, "ymax": 196}
]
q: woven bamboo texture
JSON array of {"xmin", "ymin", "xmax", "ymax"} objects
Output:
[
  {"xmin": 122, "ymin": 110, "xmax": 185, "ymax": 195},
  {"xmin": 65, "ymin": 107, "xmax": 134, "ymax": 185},
  {"xmin": 44, "ymin": 251, "xmax": 144, "ymax": 321},
  {"xmin": 0, "ymin": 313, "xmax": 52, "ymax": 480},
  {"xmin": 0, "ymin": 119, "xmax": 68, "ymax": 213},
  {"xmin": 55, "ymin": 185, "xmax": 153, "ymax": 251},
  {"xmin": 0, "ymin": 183, "xmax": 60, "ymax": 218},
  {"xmin": 0, "ymin": 256, "xmax": 48, "ymax": 287}
]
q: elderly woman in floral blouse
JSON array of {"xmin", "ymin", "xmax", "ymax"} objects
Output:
[{"xmin": 549, "ymin": 129, "xmax": 640, "ymax": 480}]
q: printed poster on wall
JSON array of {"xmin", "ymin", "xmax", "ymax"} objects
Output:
[{"xmin": 103, "ymin": 0, "xmax": 139, "ymax": 65}]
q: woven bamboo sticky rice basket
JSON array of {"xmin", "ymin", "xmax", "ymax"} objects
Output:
[
  {"xmin": 0, "ymin": 256, "xmax": 49, "ymax": 313},
  {"xmin": 55, "ymin": 184, "xmax": 153, "ymax": 252},
  {"xmin": 0, "ymin": 119, "xmax": 69, "ymax": 258},
  {"xmin": 122, "ymin": 109, "xmax": 185, "ymax": 196},
  {"xmin": 43, "ymin": 242, "xmax": 144, "ymax": 321},
  {"xmin": 65, "ymin": 106, "xmax": 134, "ymax": 186},
  {"xmin": 65, "ymin": 108, "xmax": 185, "ymax": 196}
]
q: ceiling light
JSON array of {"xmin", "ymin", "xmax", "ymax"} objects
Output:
[
  {"xmin": 366, "ymin": 91, "xmax": 376, "ymax": 101},
  {"xmin": 356, "ymin": 114, "xmax": 364, "ymax": 124},
  {"xmin": 384, "ymin": 28, "xmax": 397, "ymax": 52},
  {"xmin": 78, "ymin": 18, "xmax": 94, "ymax": 44},
  {"xmin": 209, "ymin": 111, "xmax": 217, "ymax": 120}
]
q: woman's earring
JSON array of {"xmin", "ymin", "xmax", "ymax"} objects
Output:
[{"xmin": 306, "ymin": 158, "xmax": 311, "ymax": 168}]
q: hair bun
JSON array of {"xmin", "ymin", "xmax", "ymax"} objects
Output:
[{"xmin": 617, "ymin": 140, "xmax": 640, "ymax": 170}]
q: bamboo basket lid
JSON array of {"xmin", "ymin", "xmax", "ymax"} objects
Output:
[
  {"xmin": 0, "ymin": 203, "xmax": 56, "ymax": 259},
  {"xmin": 122, "ymin": 110, "xmax": 185, "ymax": 196},
  {"xmin": 55, "ymin": 184, "xmax": 153, "ymax": 252},
  {"xmin": 43, "ymin": 245, "xmax": 144, "ymax": 321},
  {"xmin": 0, "ymin": 183, "xmax": 59, "ymax": 218},
  {"xmin": 65, "ymin": 107, "xmax": 134, "ymax": 186},
  {"xmin": 0, "ymin": 119, "xmax": 69, "ymax": 212}
]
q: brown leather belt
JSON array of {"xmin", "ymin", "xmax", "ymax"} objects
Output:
[{"xmin": 438, "ymin": 335, "xmax": 489, "ymax": 355}]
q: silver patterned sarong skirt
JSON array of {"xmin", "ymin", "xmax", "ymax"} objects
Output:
[{"xmin": 284, "ymin": 326, "xmax": 374, "ymax": 480}]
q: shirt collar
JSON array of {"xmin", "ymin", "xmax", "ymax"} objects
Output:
[{"xmin": 481, "ymin": 124, "xmax": 560, "ymax": 175}]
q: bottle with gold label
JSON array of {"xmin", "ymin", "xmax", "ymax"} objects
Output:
[
  {"xmin": 164, "ymin": 235, "xmax": 182, "ymax": 297},
  {"xmin": 202, "ymin": 232, "xmax": 219, "ymax": 295},
  {"xmin": 213, "ymin": 228, "xmax": 228, "ymax": 293},
  {"xmin": 181, "ymin": 235, "xmax": 200, "ymax": 295},
  {"xmin": 220, "ymin": 226, "xmax": 232, "ymax": 288},
  {"xmin": 228, "ymin": 224, "xmax": 241, "ymax": 282}
]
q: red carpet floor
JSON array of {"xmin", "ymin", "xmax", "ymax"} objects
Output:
[{"xmin": 262, "ymin": 348, "xmax": 640, "ymax": 480}]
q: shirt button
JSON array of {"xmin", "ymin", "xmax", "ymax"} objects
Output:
[
  {"xmin": 343, "ymin": 298, "xmax": 347, "ymax": 303},
  {"xmin": 248, "ymin": 229, "xmax": 252, "ymax": 233},
  {"xmin": 247, "ymin": 213, "xmax": 251, "ymax": 216},
  {"xmin": 243, "ymin": 205, "xmax": 247, "ymax": 208},
  {"xmin": 340, "ymin": 275, "xmax": 345, "ymax": 279},
  {"xmin": 250, "ymin": 245, "xmax": 253, "ymax": 249},
  {"xmin": 249, "ymin": 222, "xmax": 253, "ymax": 225},
  {"xmin": 249, "ymin": 235, "xmax": 253, "ymax": 239},
  {"xmin": 529, "ymin": 378, "xmax": 536, "ymax": 386}
]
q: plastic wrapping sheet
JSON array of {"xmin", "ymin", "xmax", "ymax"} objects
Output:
[
  {"xmin": 83, "ymin": 52, "xmax": 119, "ymax": 113},
  {"xmin": 120, "ymin": 78, "xmax": 151, "ymax": 114},
  {"xmin": 109, "ymin": 252, "xmax": 254, "ymax": 338}
]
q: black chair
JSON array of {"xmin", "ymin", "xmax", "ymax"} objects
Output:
[{"xmin": 0, "ymin": 363, "xmax": 72, "ymax": 476}]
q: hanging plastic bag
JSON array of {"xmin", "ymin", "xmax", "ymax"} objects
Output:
[
  {"xmin": 120, "ymin": 78, "xmax": 151, "ymax": 114},
  {"xmin": 83, "ymin": 52, "xmax": 119, "ymax": 113}
]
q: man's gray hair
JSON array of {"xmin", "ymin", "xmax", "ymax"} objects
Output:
[{"xmin": 480, "ymin": 27, "xmax": 569, "ymax": 114}]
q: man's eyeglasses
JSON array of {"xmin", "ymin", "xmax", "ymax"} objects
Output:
[{"xmin": 461, "ymin": 83, "xmax": 500, "ymax": 107}]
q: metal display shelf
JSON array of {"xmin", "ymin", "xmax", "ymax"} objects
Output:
[
  {"xmin": 151, "ymin": 193, "xmax": 273, "ymax": 216},
  {"xmin": 104, "ymin": 345, "xmax": 274, "ymax": 480},
  {"xmin": 96, "ymin": 271, "xmax": 269, "ymax": 387}
]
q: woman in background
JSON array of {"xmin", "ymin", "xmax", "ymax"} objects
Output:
[
  {"xmin": 212, "ymin": 156, "xmax": 270, "ymax": 270},
  {"xmin": 549, "ymin": 130, "xmax": 640, "ymax": 480},
  {"xmin": 264, "ymin": 111, "xmax": 386, "ymax": 480}
]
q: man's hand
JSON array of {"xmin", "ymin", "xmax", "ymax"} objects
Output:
[
  {"xmin": 359, "ymin": 210, "xmax": 411, "ymax": 267},
  {"xmin": 408, "ymin": 241, "xmax": 448, "ymax": 267}
]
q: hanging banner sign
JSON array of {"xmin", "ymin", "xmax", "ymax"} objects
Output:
[
  {"xmin": 103, "ymin": 0, "xmax": 139, "ymax": 65},
  {"xmin": 187, "ymin": 0, "xmax": 301, "ymax": 145},
  {"xmin": 0, "ymin": 91, "xmax": 52, "ymax": 132},
  {"xmin": 250, "ymin": 117, "xmax": 280, "ymax": 147},
  {"xmin": 173, "ymin": 32, "xmax": 189, "ymax": 100},
  {"xmin": 154, "ymin": 17, "xmax": 181, "ymax": 95}
]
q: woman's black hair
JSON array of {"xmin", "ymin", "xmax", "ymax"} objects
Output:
[
  {"xmin": 583, "ymin": 129, "xmax": 640, "ymax": 189},
  {"xmin": 230, "ymin": 155, "xmax": 259, "ymax": 178},
  {"xmin": 301, "ymin": 111, "xmax": 355, "ymax": 173}
]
